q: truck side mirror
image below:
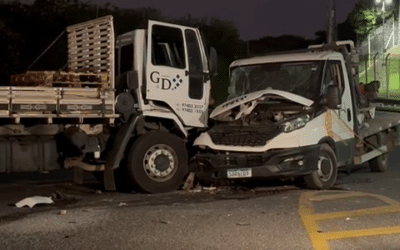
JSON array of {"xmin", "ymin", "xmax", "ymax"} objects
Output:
[
  {"xmin": 209, "ymin": 47, "xmax": 218, "ymax": 77},
  {"xmin": 322, "ymin": 85, "xmax": 341, "ymax": 109}
]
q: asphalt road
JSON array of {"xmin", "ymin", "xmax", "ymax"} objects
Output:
[{"xmin": 1, "ymin": 148, "xmax": 400, "ymax": 249}]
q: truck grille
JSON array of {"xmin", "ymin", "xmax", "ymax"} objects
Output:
[
  {"xmin": 210, "ymin": 131, "xmax": 269, "ymax": 146},
  {"xmin": 208, "ymin": 124, "xmax": 280, "ymax": 147}
]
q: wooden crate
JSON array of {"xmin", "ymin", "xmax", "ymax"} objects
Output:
[{"xmin": 67, "ymin": 15, "xmax": 115, "ymax": 89}]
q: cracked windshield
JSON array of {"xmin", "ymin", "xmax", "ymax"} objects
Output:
[{"xmin": 228, "ymin": 61, "xmax": 324, "ymax": 101}]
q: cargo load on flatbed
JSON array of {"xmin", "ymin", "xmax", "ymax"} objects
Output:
[{"xmin": 4, "ymin": 15, "xmax": 116, "ymax": 123}]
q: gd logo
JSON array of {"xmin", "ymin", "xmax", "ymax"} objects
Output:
[
  {"xmin": 150, "ymin": 71, "xmax": 182, "ymax": 90},
  {"xmin": 150, "ymin": 71, "xmax": 171, "ymax": 90}
]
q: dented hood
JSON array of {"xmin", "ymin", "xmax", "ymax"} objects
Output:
[{"xmin": 210, "ymin": 89, "xmax": 313, "ymax": 120}]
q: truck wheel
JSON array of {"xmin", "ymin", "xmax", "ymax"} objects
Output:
[
  {"xmin": 126, "ymin": 131, "xmax": 187, "ymax": 193},
  {"xmin": 369, "ymin": 154, "xmax": 389, "ymax": 172},
  {"xmin": 304, "ymin": 144, "xmax": 338, "ymax": 189}
]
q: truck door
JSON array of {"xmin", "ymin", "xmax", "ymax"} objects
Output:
[
  {"xmin": 322, "ymin": 60, "xmax": 355, "ymax": 164},
  {"xmin": 146, "ymin": 20, "xmax": 210, "ymax": 128}
]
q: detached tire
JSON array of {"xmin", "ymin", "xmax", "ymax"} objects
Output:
[
  {"xmin": 126, "ymin": 131, "xmax": 187, "ymax": 193},
  {"xmin": 304, "ymin": 144, "xmax": 338, "ymax": 189},
  {"xmin": 369, "ymin": 154, "xmax": 389, "ymax": 172}
]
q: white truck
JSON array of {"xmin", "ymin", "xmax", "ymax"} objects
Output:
[
  {"xmin": 193, "ymin": 41, "xmax": 400, "ymax": 189},
  {"xmin": 0, "ymin": 16, "xmax": 217, "ymax": 193}
]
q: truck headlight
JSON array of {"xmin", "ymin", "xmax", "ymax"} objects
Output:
[{"xmin": 281, "ymin": 114, "xmax": 310, "ymax": 133}]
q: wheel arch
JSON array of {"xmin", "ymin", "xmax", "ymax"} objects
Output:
[
  {"xmin": 139, "ymin": 113, "xmax": 188, "ymax": 139},
  {"xmin": 318, "ymin": 136, "xmax": 337, "ymax": 157}
]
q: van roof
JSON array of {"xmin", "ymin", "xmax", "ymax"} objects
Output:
[{"xmin": 230, "ymin": 50, "xmax": 344, "ymax": 68}]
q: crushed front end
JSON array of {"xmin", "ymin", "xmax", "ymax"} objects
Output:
[
  {"xmin": 193, "ymin": 88, "xmax": 320, "ymax": 181},
  {"xmin": 195, "ymin": 145, "xmax": 320, "ymax": 180}
]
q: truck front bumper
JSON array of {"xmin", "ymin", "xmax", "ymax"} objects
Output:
[{"xmin": 194, "ymin": 145, "xmax": 320, "ymax": 180}]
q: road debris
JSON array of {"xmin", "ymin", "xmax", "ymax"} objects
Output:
[
  {"xmin": 59, "ymin": 210, "xmax": 67, "ymax": 215},
  {"xmin": 118, "ymin": 202, "xmax": 127, "ymax": 207},
  {"xmin": 95, "ymin": 190, "xmax": 102, "ymax": 195},
  {"xmin": 190, "ymin": 184, "xmax": 202, "ymax": 193},
  {"xmin": 15, "ymin": 196, "xmax": 54, "ymax": 208},
  {"xmin": 345, "ymin": 217, "xmax": 352, "ymax": 221},
  {"xmin": 101, "ymin": 199, "xmax": 113, "ymax": 202},
  {"xmin": 182, "ymin": 172, "xmax": 196, "ymax": 191},
  {"xmin": 236, "ymin": 222, "xmax": 251, "ymax": 226},
  {"xmin": 308, "ymin": 198, "xmax": 323, "ymax": 201},
  {"xmin": 51, "ymin": 190, "xmax": 80, "ymax": 201},
  {"xmin": 159, "ymin": 220, "xmax": 171, "ymax": 224}
]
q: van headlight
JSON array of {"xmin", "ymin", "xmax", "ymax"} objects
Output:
[{"xmin": 281, "ymin": 114, "xmax": 310, "ymax": 133}]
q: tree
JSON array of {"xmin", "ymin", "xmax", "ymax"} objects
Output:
[{"xmin": 348, "ymin": 0, "xmax": 394, "ymax": 41}]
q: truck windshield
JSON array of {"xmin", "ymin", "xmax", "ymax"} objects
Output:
[{"xmin": 228, "ymin": 61, "xmax": 324, "ymax": 101}]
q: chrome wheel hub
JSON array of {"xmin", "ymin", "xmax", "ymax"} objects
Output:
[{"xmin": 143, "ymin": 144, "xmax": 177, "ymax": 182}]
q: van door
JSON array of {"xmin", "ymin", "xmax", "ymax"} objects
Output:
[
  {"xmin": 322, "ymin": 60, "xmax": 355, "ymax": 164},
  {"xmin": 146, "ymin": 20, "xmax": 210, "ymax": 127}
]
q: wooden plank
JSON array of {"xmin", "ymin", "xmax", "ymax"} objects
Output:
[
  {"xmin": 68, "ymin": 23, "xmax": 112, "ymax": 36},
  {"xmin": 68, "ymin": 48, "xmax": 110, "ymax": 57},
  {"xmin": 66, "ymin": 15, "xmax": 113, "ymax": 32},
  {"xmin": 69, "ymin": 64, "xmax": 111, "ymax": 71},
  {"xmin": 68, "ymin": 30, "xmax": 111, "ymax": 43},
  {"xmin": 69, "ymin": 57, "xmax": 111, "ymax": 65},
  {"xmin": 68, "ymin": 39, "xmax": 111, "ymax": 52}
]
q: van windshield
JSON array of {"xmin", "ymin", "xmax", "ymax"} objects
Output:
[{"xmin": 228, "ymin": 61, "xmax": 324, "ymax": 101}]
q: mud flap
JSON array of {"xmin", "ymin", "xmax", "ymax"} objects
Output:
[{"xmin": 104, "ymin": 115, "xmax": 141, "ymax": 191}]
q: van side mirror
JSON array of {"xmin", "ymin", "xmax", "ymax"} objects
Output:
[
  {"xmin": 321, "ymin": 85, "xmax": 341, "ymax": 109},
  {"xmin": 209, "ymin": 47, "xmax": 218, "ymax": 77}
]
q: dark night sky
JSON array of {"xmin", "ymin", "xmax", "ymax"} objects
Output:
[
  {"xmin": 23, "ymin": 0, "xmax": 362, "ymax": 39},
  {"xmin": 97, "ymin": 0, "xmax": 361, "ymax": 39}
]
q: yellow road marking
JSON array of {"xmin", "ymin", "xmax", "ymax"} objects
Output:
[
  {"xmin": 298, "ymin": 191, "xmax": 400, "ymax": 250},
  {"xmin": 312, "ymin": 205, "xmax": 400, "ymax": 220},
  {"xmin": 309, "ymin": 191, "xmax": 370, "ymax": 201},
  {"xmin": 299, "ymin": 193, "xmax": 330, "ymax": 249},
  {"xmin": 307, "ymin": 191, "xmax": 400, "ymax": 205},
  {"xmin": 322, "ymin": 226, "xmax": 400, "ymax": 240}
]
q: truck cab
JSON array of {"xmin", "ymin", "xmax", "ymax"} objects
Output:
[
  {"xmin": 114, "ymin": 20, "xmax": 213, "ymax": 129},
  {"xmin": 91, "ymin": 18, "xmax": 218, "ymax": 192}
]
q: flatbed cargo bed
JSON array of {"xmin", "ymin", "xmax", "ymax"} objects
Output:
[
  {"xmin": 359, "ymin": 111, "xmax": 400, "ymax": 138},
  {"xmin": 0, "ymin": 86, "xmax": 117, "ymax": 124}
]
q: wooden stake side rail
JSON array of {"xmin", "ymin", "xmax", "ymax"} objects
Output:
[{"xmin": 0, "ymin": 86, "xmax": 118, "ymax": 124}]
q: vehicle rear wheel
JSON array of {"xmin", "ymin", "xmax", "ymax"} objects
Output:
[
  {"xmin": 126, "ymin": 131, "xmax": 188, "ymax": 193},
  {"xmin": 304, "ymin": 144, "xmax": 338, "ymax": 189},
  {"xmin": 369, "ymin": 153, "xmax": 389, "ymax": 172}
]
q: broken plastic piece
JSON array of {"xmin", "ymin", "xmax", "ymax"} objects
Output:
[{"xmin": 15, "ymin": 196, "xmax": 54, "ymax": 208}]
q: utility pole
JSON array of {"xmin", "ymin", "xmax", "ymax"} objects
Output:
[{"xmin": 327, "ymin": 0, "xmax": 337, "ymax": 44}]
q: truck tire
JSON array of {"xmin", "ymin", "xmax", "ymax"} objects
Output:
[
  {"xmin": 304, "ymin": 144, "xmax": 338, "ymax": 189},
  {"xmin": 369, "ymin": 154, "xmax": 389, "ymax": 172},
  {"xmin": 126, "ymin": 131, "xmax": 187, "ymax": 193}
]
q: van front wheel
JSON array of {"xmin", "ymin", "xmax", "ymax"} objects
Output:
[{"xmin": 304, "ymin": 144, "xmax": 338, "ymax": 189}]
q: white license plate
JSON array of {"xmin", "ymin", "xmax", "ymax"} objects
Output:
[{"xmin": 227, "ymin": 168, "xmax": 252, "ymax": 178}]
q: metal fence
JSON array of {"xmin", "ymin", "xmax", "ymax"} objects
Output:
[
  {"xmin": 358, "ymin": 53, "xmax": 400, "ymax": 99},
  {"xmin": 357, "ymin": 15, "xmax": 400, "ymax": 100}
]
